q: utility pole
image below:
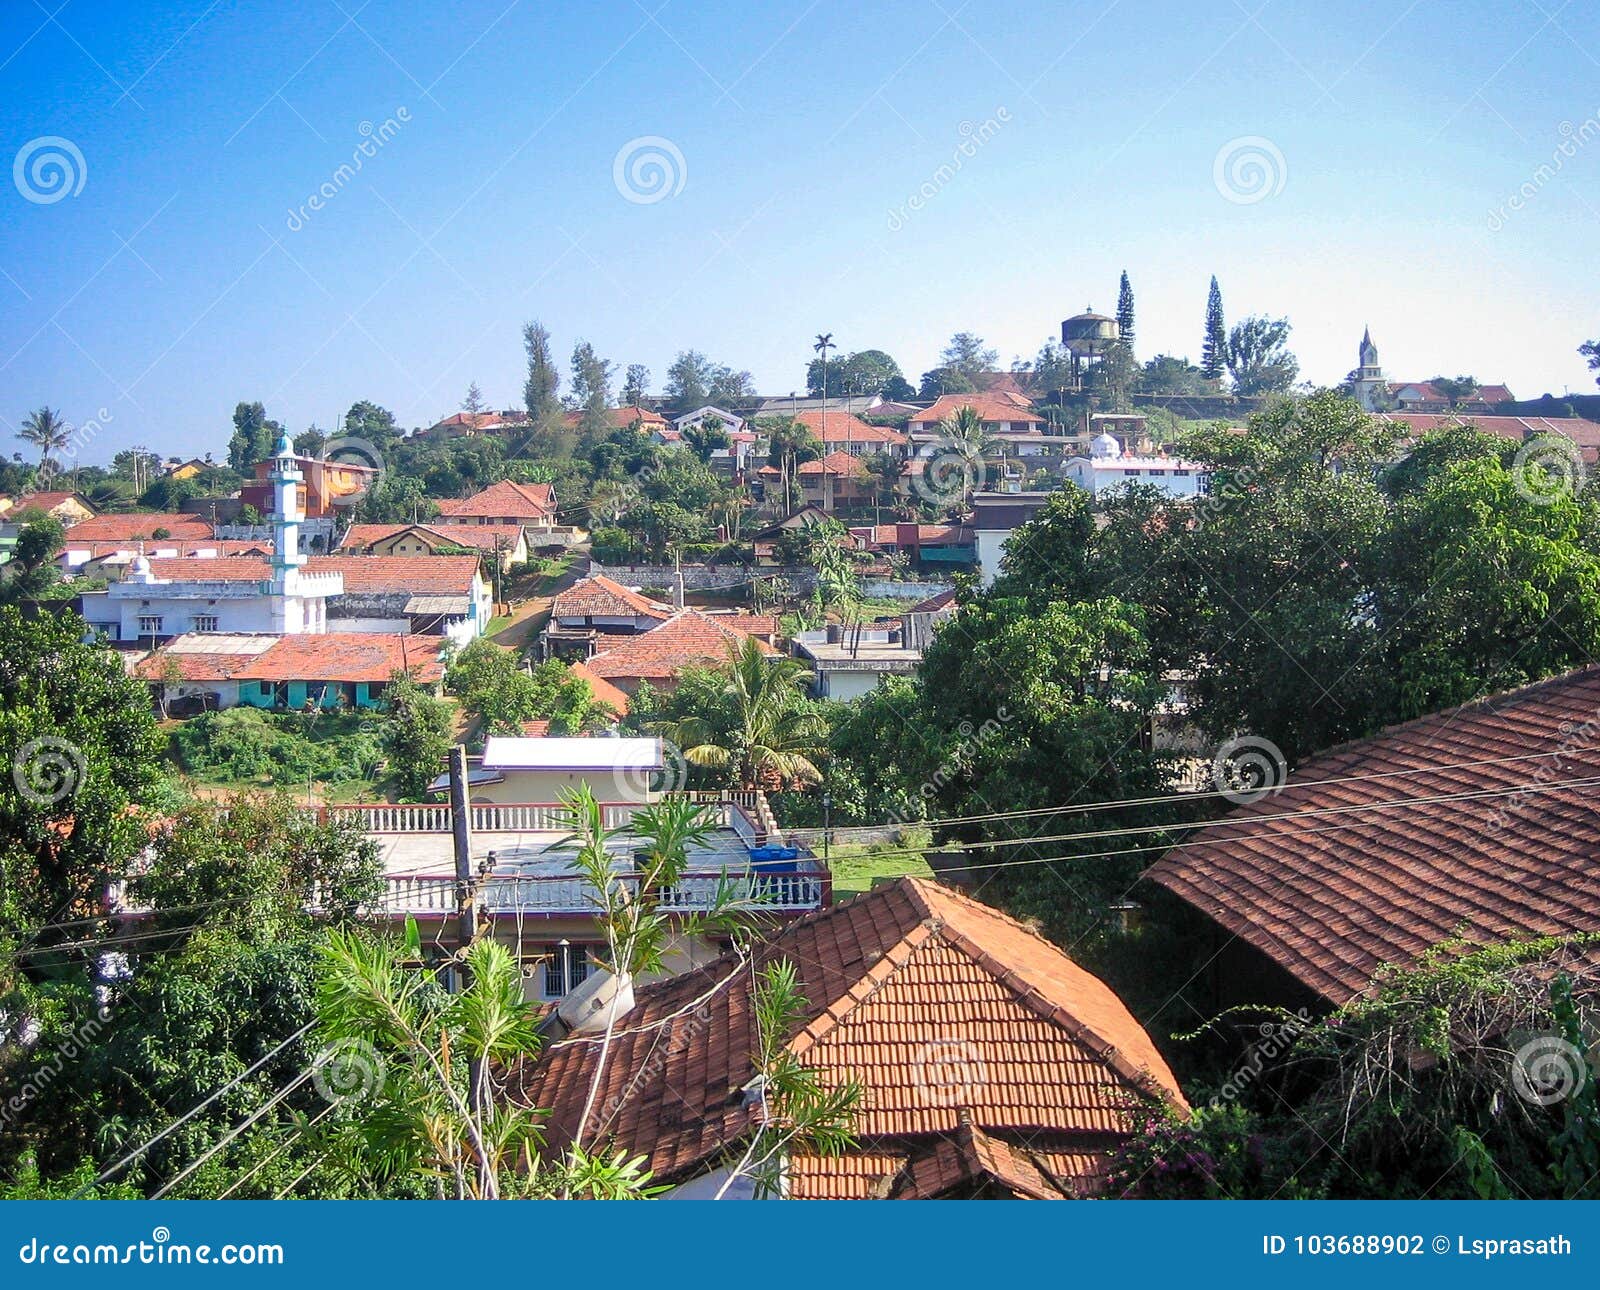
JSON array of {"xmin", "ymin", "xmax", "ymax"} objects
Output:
[{"xmin": 449, "ymin": 743, "xmax": 476, "ymax": 964}]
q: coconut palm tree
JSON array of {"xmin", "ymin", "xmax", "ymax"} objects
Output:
[
  {"xmin": 937, "ymin": 403, "xmax": 994, "ymax": 462},
  {"xmin": 19, "ymin": 407, "xmax": 70, "ymax": 484},
  {"xmin": 658, "ymin": 636, "xmax": 825, "ymax": 790}
]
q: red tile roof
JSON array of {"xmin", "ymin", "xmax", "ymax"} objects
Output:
[
  {"xmin": 567, "ymin": 660, "xmax": 631, "ymax": 717},
  {"xmin": 797, "ymin": 450, "xmax": 869, "ymax": 477},
  {"xmin": 910, "ymin": 394, "xmax": 1044, "ymax": 427},
  {"xmin": 434, "ymin": 480, "xmax": 555, "ymax": 521},
  {"xmin": 430, "ymin": 410, "xmax": 528, "ymax": 431},
  {"xmin": 853, "ymin": 523, "xmax": 974, "ymax": 546},
  {"xmin": 243, "ymin": 633, "xmax": 444, "ymax": 683},
  {"xmin": 550, "ymin": 574, "xmax": 671, "ymax": 621},
  {"xmin": 338, "ymin": 523, "xmax": 525, "ymax": 554},
  {"xmin": 1145, "ymin": 666, "xmax": 1600, "ymax": 1005},
  {"xmin": 583, "ymin": 610, "xmax": 774, "ymax": 683},
  {"xmin": 562, "ymin": 405, "xmax": 668, "ymax": 430},
  {"xmin": 307, "ymin": 554, "xmax": 482, "ymax": 595},
  {"xmin": 789, "ymin": 409, "xmax": 907, "ymax": 448},
  {"xmin": 144, "ymin": 557, "xmax": 273, "ymax": 582},
  {"xmin": 67, "ymin": 513, "xmax": 214, "ymax": 542},
  {"xmin": 513, "ymin": 877, "xmax": 1185, "ymax": 1193},
  {"xmin": 1375, "ymin": 412, "xmax": 1600, "ymax": 452},
  {"xmin": 5, "ymin": 490, "xmax": 92, "ymax": 517},
  {"xmin": 135, "ymin": 633, "xmax": 444, "ymax": 685},
  {"xmin": 1390, "ymin": 381, "xmax": 1514, "ymax": 405}
]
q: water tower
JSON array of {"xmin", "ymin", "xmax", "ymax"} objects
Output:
[{"xmin": 1061, "ymin": 307, "xmax": 1119, "ymax": 390}]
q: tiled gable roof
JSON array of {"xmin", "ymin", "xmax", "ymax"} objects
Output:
[
  {"xmin": 306, "ymin": 555, "xmax": 481, "ymax": 595},
  {"xmin": 797, "ymin": 450, "xmax": 869, "ymax": 477},
  {"xmin": 789, "ymin": 409, "xmax": 907, "ymax": 447},
  {"xmin": 567, "ymin": 660, "xmax": 631, "ymax": 716},
  {"xmin": 550, "ymin": 574, "xmax": 671, "ymax": 621},
  {"xmin": 1145, "ymin": 665, "xmax": 1600, "ymax": 1004},
  {"xmin": 67, "ymin": 513, "xmax": 214, "ymax": 542},
  {"xmin": 583, "ymin": 610, "xmax": 773, "ymax": 682},
  {"xmin": 144, "ymin": 557, "xmax": 273, "ymax": 582},
  {"xmin": 338, "ymin": 523, "xmax": 524, "ymax": 554},
  {"xmin": 513, "ymin": 877, "xmax": 1184, "ymax": 1192},
  {"xmin": 434, "ymin": 479, "xmax": 555, "ymax": 520},
  {"xmin": 135, "ymin": 633, "xmax": 444, "ymax": 684},
  {"xmin": 910, "ymin": 394, "xmax": 1045, "ymax": 427}
]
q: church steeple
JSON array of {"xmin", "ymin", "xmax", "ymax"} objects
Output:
[{"xmin": 1354, "ymin": 325, "xmax": 1386, "ymax": 411}]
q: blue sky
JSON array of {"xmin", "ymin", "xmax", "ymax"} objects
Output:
[{"xmin": 2, "ymin": 0, "xmax": 1597, "ymax": 460}]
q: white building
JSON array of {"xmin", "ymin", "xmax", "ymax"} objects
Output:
[
  {"xmin": 1063, "ymin": 433, "xmax": 1209, "ymax": 499},
  {"xmin": 971, "ymin": 491, "xmax": 1055, "ymax": 589},
  {"xmin": 91, "ymin": 435, "xmax": 343, "ymax": 642}
]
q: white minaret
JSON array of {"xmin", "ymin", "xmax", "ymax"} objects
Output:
[
  {"xmin": 1353, "ymin": 326, "xmax": 1386, "ymax": 412},
  {"xmin": 265, "ymin": 432, "xmax": 342, "ymax": 633},
  {"xmin": 269, "ymin": 431, "xmax": 307, "ymax": 591}
]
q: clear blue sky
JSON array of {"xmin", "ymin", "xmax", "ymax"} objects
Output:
[{"xmin": 2, "ymin": 0, "xmax": 1597, "ymax": 461}]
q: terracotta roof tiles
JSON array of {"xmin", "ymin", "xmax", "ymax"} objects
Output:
[
  {"xmin": 512, "ymin": 876, "xmax": 1184, "ymax": 1194},
  {"xmin": 1145, "ymin": 665, "xmax": 1600, "ymax": 1004}
]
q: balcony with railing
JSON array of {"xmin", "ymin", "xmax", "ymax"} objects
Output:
[{"xmin": 333, "ymin": 790, "xmax": 827, "ymax": 919}]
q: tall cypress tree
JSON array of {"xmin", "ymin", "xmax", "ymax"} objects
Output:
[
  {"xmin": 1116, "ymin": 271, "xmax": 1135, "ymax": 353},
  {"xmin": 1201, "ymin": 277, "xmax": 1227, "ymax": 380}
]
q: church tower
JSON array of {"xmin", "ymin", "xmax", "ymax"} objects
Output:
[{"xmin": 1353, "ymin": 326, "xmax": 1386, "ymax": 412}]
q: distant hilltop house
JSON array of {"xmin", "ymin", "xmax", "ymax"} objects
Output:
[
  {"xmin": 0, "ymin": 490, "xmax": 95, "ymax": 526},
  {"xmin": 434, "ymin": 479, "xmax": 565, "ymax": 542},
  {"xmin": 338, "ymin": 522, "xmax": 529, "ymax": 570},
  {"xmin": 563, "ymin": 404, "xmax": 668, "ymax": 434},
  {"xmin": 784, "ymin": 408, "xmax": 908, "ymax": 458},
  {"xmin": 512, "ymin": 876, "xmax": 1187, "ymax": 1198},
  {"xmin": 1350, "ymin": 327, "xmax": 1514, "ymax": 414},
  {"xmin": 426, "ymin": 408, "xmax": 529, "ymax": 437}
]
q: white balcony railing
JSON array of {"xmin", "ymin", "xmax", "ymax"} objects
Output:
[
  {"xmin": 328, "ymin": 797, "xmax": 750, "ymax": 837},
  {"xmin": 376, "ymin": 868, "xmax": 825, "ymax": 918}
]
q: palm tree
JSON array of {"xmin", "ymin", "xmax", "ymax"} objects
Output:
[
  {"xmin": 683, "ymin": 414, "xmax": 729, "ymax": 464},
  {"xmin": 762, "ymin": 416, "xmax": 821, "ymax": 513},
  {"xmin": 19, "ymin": 407, "xmax": 70, "ymax": 484},
  {"xmin": 813, "ymin": 332, "xmax": 835, "ymax": 441},
  {"xmin": 659, "ymin": 636, "xmax": 825, "ymax": 790}
]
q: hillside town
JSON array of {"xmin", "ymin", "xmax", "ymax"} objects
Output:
[{"xmin": 5, "ymin": 285, "xmax": 1600, "ymax": 1205}]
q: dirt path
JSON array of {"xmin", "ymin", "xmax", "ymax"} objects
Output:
[{"xmin": 490, "ymin": 551, "xmax": 588, "ymax": 651}]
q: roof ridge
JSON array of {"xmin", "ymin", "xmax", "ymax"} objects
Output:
[{"xmin": 1282, "ymin": 664, "xmax": 1600, "ymax": 775}]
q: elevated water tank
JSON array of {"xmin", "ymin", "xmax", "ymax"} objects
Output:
[{"xmin": 1061, "ymin": 308, "xmax": 1119, "ymax": 357}]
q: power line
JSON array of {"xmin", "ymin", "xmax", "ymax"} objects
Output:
[
  {"xmin": 149, "ymin": 1068, "xmax": 317, "ymax": 1199},
  {"xmin": 813, "ymin": 771, "xmax": 1600, "ymax": 870},
  {"xmin": 79, "ymin": 1021, "xmax": 316, "ymax": 1196},
  {"xmin": 823, "ymin": 743, "xmax": 1600, "ymax": 838}
]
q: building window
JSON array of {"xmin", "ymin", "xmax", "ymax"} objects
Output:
[
  {"xmin": 192, "ymin": 614, "xmax": 219, "ymax": 632},
  {"xmin": 543, "ymin": 943, "xmax": 594, "ymax": 997},
  {"xmin": 1174, "ymin": 469, "xmax": 1190, "ymax": 477},
  {"xmin": 137, "ymin": 615, "xmax": 164, "ymax": 636}
]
